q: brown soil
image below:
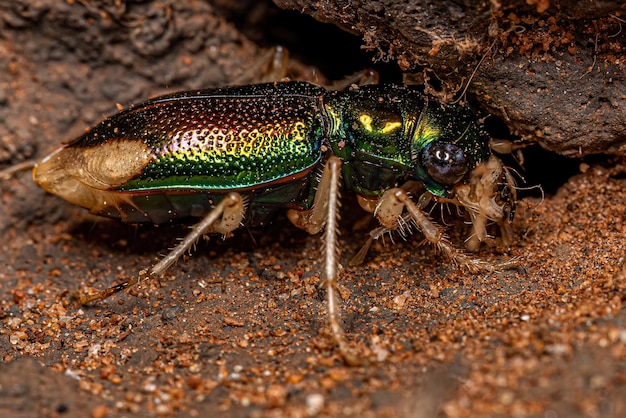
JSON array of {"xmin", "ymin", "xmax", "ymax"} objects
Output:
[{"xmin": 1, "ymin": 1, "xmax": 625, "ymax": 417}]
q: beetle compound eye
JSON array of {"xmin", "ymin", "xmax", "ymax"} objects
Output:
[{"xmin": 421, "ymin": 142, "xmax": 468, "ymax": 186}]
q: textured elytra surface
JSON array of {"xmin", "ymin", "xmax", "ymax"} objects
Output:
[
  {"xmin": 74, "ymin": 84, "xmax": 325, "ymax": 191},
  {"xmin": 1, "ymin": 1, "xmax": 626, "ymax": 417}
]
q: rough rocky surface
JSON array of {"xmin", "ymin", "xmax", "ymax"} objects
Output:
[{"xmin": 1, "ymin": 1, "xmax": 625, "ymax": 417}]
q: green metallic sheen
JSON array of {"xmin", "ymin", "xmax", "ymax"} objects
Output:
[
  {"xmin": 324, "ymin": 84, "xmax": 489, "ymax": 197},
  {"xmin": 72, "ymin": 83, "xmax": 326, "ymax": 192},
  {"xmin": 58, "ymin": 81, "xmax": 492, "ymax": 225}
]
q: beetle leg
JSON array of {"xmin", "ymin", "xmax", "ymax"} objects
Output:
[
  {"xmin": 76, "ymin": 192, "xmax": 245, "ymax": 305},
  {"xmin": 349, "ymin": 188, "xmax": 431, "ymax": 267},
  {"xmin": 232, "ymin": 45, "xmax": 290, "ymax": 85},
  {"xmin": 287, "ymin": 156, "xmax": 340, "ymax": 234},
  {"xmin": 375, "ymin": 188, "xmax": 514, "ymax": 273},
  {"xmin": 326, "ymin": 69, "xmax": 380, "ymax": 90},
  {"xmin": 287, "ymin": 156, "xmax": 362, "ymax": 365},
  {"xmin": 0, "ymin": 160, "xmax": 36, "ymax": 180}
]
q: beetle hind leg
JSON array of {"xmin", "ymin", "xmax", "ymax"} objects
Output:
[{"xmin": 76, "ymin": 192, "xmax": 245, "ymax": 305}]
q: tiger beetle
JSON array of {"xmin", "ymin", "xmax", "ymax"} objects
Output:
[{"xmin": 2, "ymin": 69, "xmax": 517, "ymax": 364}]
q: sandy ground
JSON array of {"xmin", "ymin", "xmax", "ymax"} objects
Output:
[{"xmin": 1, "ymin": 1, "xmax": 625, "ymax": 417}]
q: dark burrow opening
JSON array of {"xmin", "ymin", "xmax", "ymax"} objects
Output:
[
  {"xmin": 215, "ymin": 0, "xmax": 399, "ymax": 81},
  {"xmin": 506, "ymin": 146, "xmax": 582, "ymax": 197},
  {"xmin": 482, "ymin": 117, "xmax": 583, "ymax": 198}
]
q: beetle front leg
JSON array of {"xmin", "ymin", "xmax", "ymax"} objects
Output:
[
  {"xmin": 375, "ymin": 188, "xmax": 507, "ymax": 273},
  {"xmin": 76, "ymin": 192, "xmax": 245, "ymax": 305},
  {"xmin": 287, "ymin": 156, "xmax": 362, "ymax": 365}
]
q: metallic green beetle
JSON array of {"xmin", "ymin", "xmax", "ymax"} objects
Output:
[{"xmin": 30, "ymin": 81, "xmax": 516, "ymax": 363}]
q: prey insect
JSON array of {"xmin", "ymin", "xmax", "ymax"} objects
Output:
[{"xmin": 3, "ymin": 80, "xmax": 516, "ymax": 364}]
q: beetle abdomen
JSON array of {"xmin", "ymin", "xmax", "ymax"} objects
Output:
[{"xmin": 34, "ymin": 82, "xmax": 327, "ymax": 222}]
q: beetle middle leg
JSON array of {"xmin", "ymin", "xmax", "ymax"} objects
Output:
[
  {"xmin": 76, "ymin": 192, "xmax": 245, "ymax": 305},
  {"xmin": 287, "ymin": 156, "xmax": 363, "ymax": 365}
]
